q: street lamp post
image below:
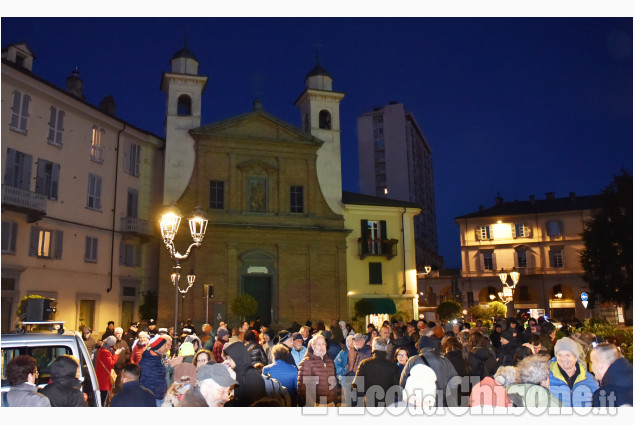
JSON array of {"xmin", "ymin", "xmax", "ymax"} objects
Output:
[
  {"xmin": 498, "ymin": 267, "xmax": 520, "ymax": 318},
  {"xmin": 160, "ymin": 204, "xmax": 208, "ymax": 356}
]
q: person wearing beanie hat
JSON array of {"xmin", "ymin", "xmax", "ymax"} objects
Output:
[
  {"xmin": 496, "ymin": 329, "xmax": 518, "ymax": 367},
  {"xmin": 139, "ymin": 335, "xmax": 170, "ymax": 406},
  {"xmin": 548, "ymin": 336, "xmax": 598, "ymax": 407},
  {"xmin": 96, "ymin": 334, "xmax": 124, "ymax": 405},
  {"xmin": 212, "ymin": 328, "xmax": 230, "ymax": 363}
]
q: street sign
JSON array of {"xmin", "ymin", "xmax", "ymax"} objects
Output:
[
  {"xmin": 581, "ymin": 292, "xmax": 588, "ymax": 301},
  {"xmin": 582, "ymin": 300, "xmax": 589, "ymax": 308}
]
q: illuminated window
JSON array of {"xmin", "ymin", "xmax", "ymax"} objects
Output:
[
  {"xmin": 29, "ymin": 227, "xmax": 63, "ymax": 259},
  {"xmin": 476, "ymin": 225, "xmax": 492, "ymax": 240},
  {"xmin": 90, "ymin": 127, "xmax": 105, "ymax": 163}
]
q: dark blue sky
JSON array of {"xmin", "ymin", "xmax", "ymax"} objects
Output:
[{"xmin": 2, "ymin": 18, "xmax": 632, "ymax": 268}]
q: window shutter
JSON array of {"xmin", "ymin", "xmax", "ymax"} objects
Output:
[
  {"xmin": 29, "ymin": 226, "xmax": 39, "ymax": 256},
  {"xmin": 92, "ymin": 238, "xmax": 98, "ymax": 260},
  {"xmin": 123, "ymin": 140, "xmax": 131, "ymax": 174},
  {"xmin": 135, "ymin": 245, "xmax": 142, "ymax": 267},
  {"xmin": 369, "ymin": 262, "xmax": 382, "ymax": 284},
  {"xmin": 50, "ymin": 163, "xmax": 60, "ymax": 200},
  {"xmin": 491, "ymin": 252, "xmax": 497, "ymax": 270},
  {"xmin": 35, "ymin": 159, "xmax": 46, "ymax": 195},
  {"xmin": 10, "ymin": 91, "xmax": 21, "ymax": 127},
  {"xmin": 380, "ymin": 220, "xmax": 387, "ymax": 240},
  {"xmin": 527, "ymin": 251, "xmax": 535, "ymax": 269},
  {"xmin": 48, "ymin": 107, "xmax": 56, "ymax": 141},
  {"xmin": 95, "ymin": 177, "xmax": 102, "ymax": 210},
  {"xmin": 513, "ymin": 251, "xmax": 519, "ymax": 268},
  {"xmin": 525, "ymin": 225, "xmax": 532, "ymax": 238},
  {"xmin": 561, "ymin": 247, "xmax": 566, "ymax": 268},
  {"xmin": 56, "ymin": 110, "xmax": 65, "ymax": 144},
  {"xmin": 20, "ymin": 95, "xmax": 30, "ymax": 130},
  {"xmin": 478, "ymin": 252, "xmax": 485, "ymax": 271},
  {"xmin": 53, "ymin": 230, "xmax": 63, "ymax": 259},
  {"xmin": 361, "ymin": 220, "xmax": 369, "ymax": 254},
  {"xmin": 119, "ymin": 241, "xmax": 125, "ymax": 265},
  {"xmin": 134, "ymin": 144, "xmax": 141, "ymax": 176},
  {"xmin": 10, "ymin": 222, "xmax": 18, "ymax": 253},
  {"xmin": 4, "ymin": 148, "xmax": 16, "ymax": 186},
  {"xmin": 20, "ymin": 153, "xmax": 33, "ymax": 191},
  {"xmin": 511, "ymin": 224, "xmax": 517, "ymax": 238},
  {"xmin": 475, "ymin": 227, "xmax": 481, "ymax": 241}
]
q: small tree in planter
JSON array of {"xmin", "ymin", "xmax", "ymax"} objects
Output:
[
  {"xmin": 437, "ymin": 300, "xmax": 463, "ymax": 322},
  {"xmin": 230, "ymin": 294, "xmax": 258, "ymax": 323}
]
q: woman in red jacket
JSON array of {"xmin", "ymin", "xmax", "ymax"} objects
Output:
[{"xmin": 96, "ymin": 335, "xmax": 123, "ymax": 406}]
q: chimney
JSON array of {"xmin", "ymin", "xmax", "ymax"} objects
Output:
[
  {"xmin": 479, "ymin": 205, "xmax": 484, "ymax": 212},
  {"xmin": 495, "ymin": 195, "xmax": 503, "ymax": 205},
  {"xmin": 569, "ymin": 192, "xmax": 576, "ymax": 202},
  {"xmin": 253, "ymin": 98, "xmax": 262, "ymax": 111},
  {"xmin": 529, "ymin": 195, "xmax": 535, "ymax": 205},
  {"xmin": 99, "ymin": 95, "xmax": 116, "ymax": 116},
  {"xmin": 66, "ymin": 68, "xmax": 84, "ymax": 98},
  {"xmin": 545, "ymin": 192, "xmax": 555, "ymax": 200}
]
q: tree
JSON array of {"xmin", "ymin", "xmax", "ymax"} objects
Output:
[
  {"xmin": 230, "ymin": 294, "xmax": 258, "ymax": 321},
  {"xmin": 353, "ymin": 299, "xmax": 373, "ymax": 318},
  {"xmin": 486, "ymin": 301, "xmax": 507, "ymax": 318},
  {"xmin": 580, "ymin": 170, "xmax": 633, "ymax": 311},
  {"xmin": 138, "ymin": 291, "xmax": 158, "ymax": 321},
  {"xmin": 437, "ymin": 300, "xmax": 463, "ymax": 321}
]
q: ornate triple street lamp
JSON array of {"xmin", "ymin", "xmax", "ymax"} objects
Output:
[
  {"xmin": 498, "ymin": 267, "xmax": 520, "ymax": 318},
  {"xmin": 160, "ymin": 204, "xmax": 208, "ymax": 355}
]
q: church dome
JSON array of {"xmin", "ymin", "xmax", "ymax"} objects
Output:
[
  {"xmin": 305, "ymin": 61, "xmax": 331, "ymax": 79},
  {"xmin": 171, "ymin": 45, "xmax": 199, "ymax": 62}
]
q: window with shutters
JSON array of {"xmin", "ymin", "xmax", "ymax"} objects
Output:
[
  {"xmin": 3, "ymin": 148, "xmax": 32, "ymax": 191},
  {"xmin": 2, "ymin": 221, "xmax": 18, "ymax": 254},
  {"xmin": 369, "ymin": 262, "xmax": 383, "ymax": 285},
  {"xmin": 516, "ymin": 247, "xmax": 528, "ymax": 269},
  {"xmin": 10, "ymin": 90, "xmax": 30, "ymax": 133},
  {"xmin": 546, "ymin": 221, "xmax": 563, "ymax": 237},
  {"xmin": 90, "ymin": 126, "xmax": 105, "ymax": 163},
  {"xmin": 35, "ymin": 159, "xmax": 60, "ymax": 200},
  {"xmin": 209, "ymin": 181, "xmax": 225, "ymax": 210},
  {"xmin": 47, "ymin": 107, "xmax": 65, "ymax": 147},
  {"xmin": 87, "ymin": 174, "xmax": 102, "ymax": 211},
  {"xmin": 85, "ymin": 236, "xmax": 98, "ymax": 262},
  {"xmin": 359, "ymin": 219, "xmax": 398, "ymax": 259},
  {"xmin": 549, "ymin": 246, "xmax": 564, "ymax": 268},
  {"xmin": 29, "ymin": 227, "xmax": 63, "ymax": 259},
  {"xmin": 476, "ymin": 225, "xmax": 492, "ymax": 240},
  {"xmin": 513, "ymin": 223, "xmax": 531, "ymax": 238},
  {"xmin": 124, "ymin": 141, "xmax": 141, "ymax": 177},
  {"xmin": 120, "ymin": 241, "xmax": 141, "ymax": 267},
  {"xmin": 290, "ymin": 185, "xmax": 304, "ymax": 213},
  {"xmin": 127, "ymin": 189, "xmax": 138, "ymax": 218},
  {"xmin": 481, "ymin": 250, "xmax": 494, "ymax": 271}
]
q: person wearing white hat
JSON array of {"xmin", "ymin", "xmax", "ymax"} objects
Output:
[{"xmin": 548, "ymin": 337, "xmax": 599, "ymax": 407}]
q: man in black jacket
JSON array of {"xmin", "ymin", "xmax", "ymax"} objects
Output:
[
  {"xmin": 39, "ymin": 355, "xmax": 85, "ymax": 407},
  {"xmin": 110, "ymin": 363, "xmax": 156, "ymax": 407},
  {"xmin": 352, "ymin": 337, "xmax": 400, "ymax": 407}
]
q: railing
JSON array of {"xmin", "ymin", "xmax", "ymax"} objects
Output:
[
  {"xmin": 1, "ymin": 184, "xmax": 47, "ymax": 212},
  {"xmin": 358, "ymin": 238, "xmax": 399, "ymax": 260},
  {"xmin": 120, "ymin": 216, "xmax": 152, "ymax": 237}
]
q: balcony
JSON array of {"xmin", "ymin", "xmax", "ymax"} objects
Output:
[
  {"xmin": 1, "ymin": 184, "xmax": 47, "ymax": 222},
  {"xmin": 358, "ymin": 237, "xmax": 399, "ymax": 260},
  {"xmin": 120, "ymin": 216, "xmax": 153, "ymax": 240}
]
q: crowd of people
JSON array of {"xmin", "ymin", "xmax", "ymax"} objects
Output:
[{"xmin": 3, "ymin": 315, "xmax": 632, "ymax": 410}]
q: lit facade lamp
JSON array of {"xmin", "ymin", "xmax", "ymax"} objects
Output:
[
  {"xmin": 498, "ymin": 267, "xmax": 520, "ymax": 318},
  {"xmin": 160, "ymin": 204, "xmax": 208, "ymax": 355}
]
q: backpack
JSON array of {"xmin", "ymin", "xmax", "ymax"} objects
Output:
[{"xmin": 261, "ymin": 373, "xmax": 292, "ymax": 407}]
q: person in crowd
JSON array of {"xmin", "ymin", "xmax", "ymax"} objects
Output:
[
  {"xmin": 95, "ymin": 335, "xmax": 123, "ymax": 406},
  {"xmin": 589, "ymin": 343, "xmax": 633, "ymax": 407},
  {"xmin": 334, "ymin": 335, "xmax": 355, "ymax": 383},
  {"xmin": 378, "ymin": 325, "xmax": 394, "ymax": 359},
  {"xmin": 177, "ymin": 363, "xmax": 237, "ymax": 407},
  {"xmin": 523, "ymin": 333, "xmax": 543, "ymax": 355},
  {"xmin": 466, "ymin": 331, "xmax": 498, "ymax": 381},
  {"xmin": 244, "ymin": 329, "xmax": 268, "ymax": 366},
  {"xmin": 182, "ymin": 319, "xmax": 196, "ymax": 335},
  {"xmin": 441, "ymin": 336, "xmax": 470, "ymax": 377},
  {"xmin": 399, "ymin": 363, "xmax": 437, "ymax": 408},
  {"xmin": 539, "ymin": 322, "xmax": 557, "ymax": 357},
  {"xmin": 39, "ymin": 355, "xmax": 85, "ymax": 407},
  {"xmin": 139, "ymin": 335, "xmax": 170, "ymax": 407},
  {"xmin": 345, "ymin": 323, "xmax": 354, "ymax": 337},
  {"xmin": 521, "ymin": 317, "xmax": 539, "ymax": 343},
  {"xmin": 213, "ymin": 328, "xmax": 230, "ymax": 363},
  {"xmin": 548, "ymin": 337, "xmax": 598, "ymax": 407},
  {"xmin": 184, "ymin": 332, "xmax": 202, "ymax": 354},
  {"xmin": 418, "ymin": 325, "xmax": 441, "ymax": 354},
  {"xmin": 299, "ymin": 325, "xmax": 312, "ymax": 348},
  {"xmin": 262, "ymin": 344, "xmax": 299, "ymax": 406},
  {"xmin": 122, "ymin": 322, "xmax": 139, "ymax": 348},
  {"xmin": 347, "ymin": 333, "xmax": 372, "ymax": 377},
  {"xmin": 400, "ymin": 334, "xmax": 459, "ymax": 407},
  {"xmin": 110, "ymin": 363, "xmax": 156, "ymax": 407},
  {"xmin": 81, "ymin": 327, "xmax": 97, "ymax": 359},
  {"xmin": 391, "ymin": 326, "xmax": 415, "ymax": 357},
  {"xmin": 3, "ymin": 355, "xmax": 51, "ymax": 407},
  {"xmin": 290, "ymin": 332, "xmax": 308, "ymax": 366},
  {"xmin": 145, "ymin": 319, "xmax": 158, "ymax": 337},
  {"xmin": 201, "ymin": 323, "xmax": 215, "ymax": 350},
  {"xmin": 394, "ymin": 347, "xmax": 410, "ymax": 376},
  {"xmin": 193, "ymin": 349, "xmax": 215, "ymax": 370},
  {"xmin": 163, "ymin": 362, "xmax": 197, "ymax": 407},
  {"xmin": 112, "ymin": 327, "xmax": 130, "ymax": 394},
  {"xmin": 323, "ymin": 331, "xmax": 340, "ymax": 360},
  {"xmin": 496, "ymin": 329, "xmax": 518, "ymax": 367},
  {"xmin": 261, "ymin": 329, "xmax": 275, "ymax": 364},
  {"xmin": 469, "ymin": 365, "xmax": 516, "ymax": 407},
  {"xmin": 352, "ymin": 337, "xmax": 400, "ymax": 407},
  {"xmin": 297, "ymin": 334, "xmax": 338, "ymax": 406},
  {"xmin": 406, "ymin": 320, "xmax": 420, "ymax": 347},
  {"xmin": 100, "ymin": 321, "xmax": 115, "ymax": 341},
  {"xmin": 130, "ymin": 331, "xmax": 149, "ymax": 364},
  {"xmin": 513, "ymin": 345, "xmax": 535, "ymax": 366},
  {"xmin": 330, "ymin": 319, "xmax": 345, "ymax": 346},
  {"xmin": 507, "ymin": 355, "xmax": 562, "ymax": 407},
  {"xmin": 222, "ymin": 341, "xmax": 267, "ymax": 406},
  {"xmin": 490, "ymin": 323, "xmax": 503, "ymax": 350}
]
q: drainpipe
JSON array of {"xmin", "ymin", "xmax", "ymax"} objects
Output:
[
  {"xmin": 402, "ymin": 208, "xmax": 407, "ymax": 294},
  {"xmin": 108, "ymin": 123, "xmax": 126, "ymax": 292}
]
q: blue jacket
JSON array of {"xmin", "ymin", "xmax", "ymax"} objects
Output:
[
  {"xmin": 548, "ymin": 358, "xmax": 598, "ymax": 407},
  {"xmin": 592, "ymin": 357, "xmax": 633, "ymax": 407},
  {"xmin": 334, "ymin": 348, "xmax": 349, "ymax": 380},
  {"xmin": 110, "ymin": 381, "xmax": 156, "ymax": 407},
  {"xmin": 291, "ymin": 346, "xmax": 307, "ymax": 366},
  {"xmin": 262, "ymin": 360, "xmax": 299, "ymax": 403},
  {"xmin": 139, "ymin": 350, "xmax": 168, "ymax": 400}
]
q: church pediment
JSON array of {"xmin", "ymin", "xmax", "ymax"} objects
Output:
[{"xmin": 191, "ymin": 109, "xmax": 323, "ymax": 146}]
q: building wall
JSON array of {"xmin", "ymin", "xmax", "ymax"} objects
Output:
[
  {"xmin": 343, "ymin": 204, "xmax": 420, "ymax": 320},
  {"xmin": 1, "ymin": 49, "xmax": 164, "ymax": 333}
]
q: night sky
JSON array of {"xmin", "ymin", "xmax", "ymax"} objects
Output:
[{"xmin": 1, "ymin": 17, "xmax": 632, "ymax": 269}]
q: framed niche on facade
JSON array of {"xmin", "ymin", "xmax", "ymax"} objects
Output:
[{"xmin": 248, "ymin": 177, "xmax": 268, "ymax": 213}]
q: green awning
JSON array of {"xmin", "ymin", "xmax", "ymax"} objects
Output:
[{"xmin": 362, "ymin": 298, "xmax": 397, "ymax": 314}]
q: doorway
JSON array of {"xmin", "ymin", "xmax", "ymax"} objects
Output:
[{"xmin": 243, "ymin": 276, "xmax": 272, "ymax": 323}]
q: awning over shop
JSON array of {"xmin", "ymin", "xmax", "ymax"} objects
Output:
[{"xmin": 362, "ymin": 298, "xmax": 397, "ymax": 314}]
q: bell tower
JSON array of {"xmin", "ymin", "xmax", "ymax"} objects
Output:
[
  {"xmin": 294, "ymin": 58, "xmax": 345, "ymax": 215},
  {"xmin": 160, "ymin": 44, "xmax": 208, "ymax": 204}
]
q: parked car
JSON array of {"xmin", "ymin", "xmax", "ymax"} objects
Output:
[{"xmin": 1, "ymin": 322, "xmax": 102, "ymax": 406}]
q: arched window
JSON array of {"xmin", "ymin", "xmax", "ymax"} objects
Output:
[
  {"xmin": 319, "ymin": 110, "xmax": 331, "ymax": 129},
  {"xmin": 177, "ymin": 95, "xmax": 192, "ymax": 116}
]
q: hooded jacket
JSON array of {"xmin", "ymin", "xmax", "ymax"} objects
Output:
[
  {"xmin": 138, "ymin": 349, "xmax": 167, "ymax": 400},
  {"xmin": 592, "ymin": 357, "xmax": 633, "ymax": 407},
  {"xmin": 400, "ymin": 347, "xmax": 459, "ymax": 407},
  {"xmin": 548, "ymin": 358, "xmax": 598, "ymax": 407},
  {"xmin": 39, "ymin": 375, "xmax": 85, "ymax": 407},
  {"xmin": 467, "ymin": 347, "xmax": 498, "ymax": 380},
  {"xmin": 223, "ymin": 341, "xmax": 266, "ymax": 406}
]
